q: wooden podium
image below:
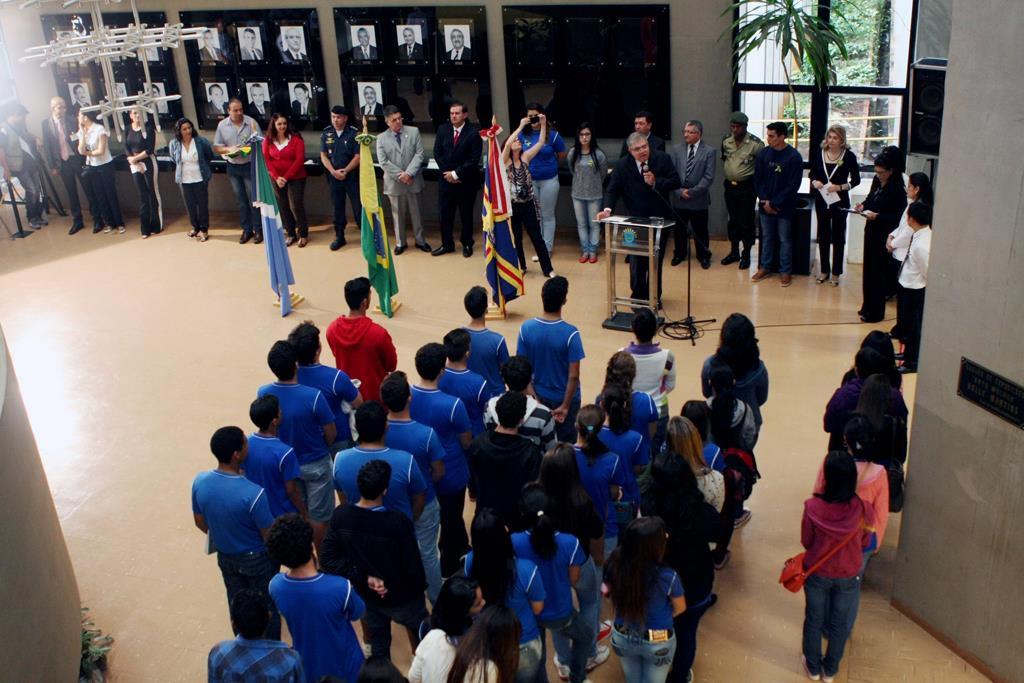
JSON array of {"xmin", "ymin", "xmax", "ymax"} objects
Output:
[{"xmin": 599, "ymin": 215, "xmax": 673, "ymax": 331}]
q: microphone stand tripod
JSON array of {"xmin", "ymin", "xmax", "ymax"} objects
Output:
[{"xmin": 670, "ymin": 220, "xmax": 715, "ymax": 345}]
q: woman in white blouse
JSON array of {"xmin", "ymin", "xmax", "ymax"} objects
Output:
[
  {"xmin": 168, "ymin": 117, "xmax": 216, "ymax": 242},
  {"xmin": 76, "ymin": 110, "xmax": 125, "ymax": 234},
  {"xmin": 887, "ymin": 172, "xmax": 933, "ymax": 340}
]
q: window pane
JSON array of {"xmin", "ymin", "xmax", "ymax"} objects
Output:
[
  {"xmin": 736, "ymin": 0, "xmax": 809, "ymax": 85},
  {"xmin": 830, "ymin": 0, "xmax": 912, "ymax": 87},
  {"xmin": 828, "ymin": 94, "xmax": 902, "ymax": 164},
  {"xmin": 740, "ymin": 90, "xmax": 812, "ymax": 159}
]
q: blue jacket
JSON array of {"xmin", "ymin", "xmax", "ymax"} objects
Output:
[
  {"xmin": 168, "ymin": 135, "xmax": 216, "ymax": 184},
  {"xmin": 754, "ymin": 144, "xmax": 803, "ymax": 218}
]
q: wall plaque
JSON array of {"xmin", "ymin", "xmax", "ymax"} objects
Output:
[{"xmin": 957, "ymin": 357, "xmax": 1024, "ymax": 429}]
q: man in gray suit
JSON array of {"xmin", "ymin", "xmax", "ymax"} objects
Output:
[
  {"xmin": 669, "ymin": 120, "xmax": 716, "ymax": 268},
  {"xmin": 375, "ymin": 105, "xmax": 428, "ymax": 254}
]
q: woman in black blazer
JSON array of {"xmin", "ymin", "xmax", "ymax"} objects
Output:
[
  {"xmin": 810, "ymin": 125, "xmax": 861, "ymax": 285},
  {"xmin": 855, "ymin": 147, "xmax": 906, "ymax": 323}
]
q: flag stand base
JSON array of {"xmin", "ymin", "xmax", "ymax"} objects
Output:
[
  {"xmin": 485, "ymin": 304, "xmax": 506, "ymax": 320},
  {"xmin": 273, "ymin": 292, "xmax": 305, "ymax": 308},
  {"xmin": 374, "ymin": 297, "xmax": 402, "ymax": 315}
]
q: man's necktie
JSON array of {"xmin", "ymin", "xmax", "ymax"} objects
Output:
[
  {"xmin": 408, "ymin": 46, "xmax": 413, "ymax": 58},
  {"xmin": 686, "ymin": 145, "xmax": 696, "ymax": 180},
  {"xmin": 453, "ymin": 129, "xmax": 460, "ymax": 147},
  {"xmin": 395, "ymin": 132, "xmax": 402, "ymax": 146}
]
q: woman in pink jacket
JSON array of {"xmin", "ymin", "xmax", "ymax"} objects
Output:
[{"xmin": 262, "ymin": 114, "xmax": 309, "ymax": 247}]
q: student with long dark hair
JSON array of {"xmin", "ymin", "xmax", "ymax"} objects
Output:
[
  {"xmin": 623, "ymin": 308, "xmax": 676, "ymax": 458},
  {"xmin": 512, "ymin": 484, "xmax": 590, "ymax": 683},
  {"xmin": 567, "ymin": 121, "xmax": 608, "ymax": 262},
  {"xmin": 854, "ymin": 146, "xmax": 906, "ymax": 322},
  {"xmin": 825, "ymin": 348, "xmax": 908, "ymax": 451},
  {"xmin": 447, "ymin": 605, "xmax": 521, "ymax": 683},
  {"xmin": 598, "ymin": 383, "xmax": 647, "ymax": 517},
  {"xmin": 601, "ymin": 351, "xmax": 659, "ymax": 459},
  {"xmin": 707, "ymin": 362, "xmax": 757, "ymax": 455},
  {"xmin": 641, "ymin": 444, "xmax": 721, "ymax": 683},
  {"xmin": 681, "ymin": 401, "xmax": 723, "ymax": 473},
  {"xmin": 604, "ymin": 517, "xmax": 686, "ymax": 683},
  {"xmin": 410, "ymin": 577, "xmax": 485, "ymax": 682},
  {"xmin": 464, "ymin": 509, "xmax": 545, "ymax": 682},
  {"xmin": 574, "ymin": 406, "xmax": 628, "ymax": 559},
  {"xmin": 838, "ymin": 330, "xmax": 902, "ymax": 389},
  {"xmin": 800, "ymin": 451, "xmax": 876, "ymax": 681},
  {"xmin": 538, "ymin": 444, "xmax": 609, "ymax": 677},
  {"xmin": 854, "ymin": 373, "xmax": 906, "ymax": 467},
  {"xmin": 700, "ymin": 313, "xmax": 769, "ymax": 439}
]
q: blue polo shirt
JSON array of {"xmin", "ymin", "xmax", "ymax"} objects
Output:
[
  {"xmin": 269, "ymin": 572, "xmax": 366, "ymax": 683},
  {"xmin": 465, "ymin": 327, "xmax": 509, "ymax": 393},
  {"xmin": 409, "ymin": 386, "xmax": 472, "ymax": 495},
  {"xmin": 631, "ymin": 390, "xmax": 659, "ymax": 457},
  {"xmin": 257, "ymin": 383, "xmax": 335, "ymax": 466},
  {"xmin": 516, "ymin": 318, "xmax": 585, "ymax": 405},
  {"xmin": 610, "ymin": 565, "xmax": 684, "ymax": 632},
  {"xmin": 574, "ymin": 446, "xmax": 628, "ymax": 538},
  {"xmin": 244, "ymin": 434, "xmax": 301, "ymax": 517},
  {"xmin": 704, "ymin": 443, "xmax": 725, "ymax": 472},
  {"xmin": 465, "ymin": 552, "xmax": 545, "ymax": 644},
  {"xmin": 385, "ymin": 418, "xmax": 445, "ymax": 504},
  {"xmin": 191, "ymin": 470, "xmax": 274, "ymax": 555},
  {"xmin": 296, "ymin": 364, "xmax": 360, "ymax": 443},
  {"xmin": 332, "ymin": 446, "xmax": 426, "ymax": 520},
  {"xmin": 511, "ymin": 531, "xmax": 584, "ymax": 621},
  {"xmin": 598, "ymin": 426, "xmax": 647, "ymax": 505},
  {"xmin": 438, "ymin": 367, "xmax": 490, "ymax": 436},
  {"xmin": 518, "ymin": 128, "xmax": 566, "ymax": 181}
]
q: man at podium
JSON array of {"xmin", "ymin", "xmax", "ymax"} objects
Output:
[{"xmin": 597, "ymin": 133, "xmax": 681, "ymax": 305}]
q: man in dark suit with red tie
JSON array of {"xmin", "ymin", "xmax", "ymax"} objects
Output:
[
  {"xmin": 40, "ymin": 96, "xmax": 97, "ymax": 234},
  {"xmin": 597, "ymin": 132, "xmax": 681, "ymax": 305},
  {"xmin": 432, "ymin": 101, "xmax": 482, "ymax": 258}
]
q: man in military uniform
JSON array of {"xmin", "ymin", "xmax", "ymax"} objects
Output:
[
  {"xmin": 720, "ymin": 111, "xmax": 764, "ymax": 269},
  {"xmin": 320, "ymin": 105, "xmax": 362, "ymax": 251}
]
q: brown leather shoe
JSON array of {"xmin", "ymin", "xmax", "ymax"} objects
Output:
[
  {"xmin": 780, "ymin": 273, "xmax": 793, "ymax": 287},
  {"xmin": 751, "ymin": 269, "xmax": 771, "ymax": 282}
]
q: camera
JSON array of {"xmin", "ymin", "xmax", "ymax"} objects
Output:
[{"xmin": 528, "ymin": 114, "xmax": 540, "ymax": 125}]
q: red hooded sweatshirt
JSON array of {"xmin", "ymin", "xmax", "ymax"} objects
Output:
[
  {"xmin": 800, "ymin": 496, "xmax": 876, "ymax": 579},
  {"xmin": 325, "ymin": 314, "xmax": 398, "ymax": 402}
]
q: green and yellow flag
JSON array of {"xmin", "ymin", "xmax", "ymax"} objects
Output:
[{"xmin": 356, "ymin": 122, "xmax": 399, "ymax": 317}]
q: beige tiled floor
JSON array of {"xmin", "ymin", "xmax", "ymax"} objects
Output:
[{"xmin": 0, "ymin": 210, "xmax": 987, "ymax": 682}]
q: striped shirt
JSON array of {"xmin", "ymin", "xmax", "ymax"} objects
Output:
[{"xmin": 484, "ymin": 392, "xmax": 557, "ymax": 454}]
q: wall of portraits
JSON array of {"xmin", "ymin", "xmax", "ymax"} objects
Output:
[
  {"xmin": 179, "ymin": 9, "xmax": 328, "ymax": 131},
  {"xmin": 334, "ymin": 6, "xmax": 492, "ymax": 134},
  {"xmin": 502, "ymin": 6, "xmax": 671, "ymax": 140}
]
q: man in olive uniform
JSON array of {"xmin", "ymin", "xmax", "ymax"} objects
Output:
[
  {"xmin": 320, "ymin": 105, "xmax": 362, "ymax": 251},
  {"xmin": 720, "ymin": 111, "xmax": 764, "ymax": 270}
]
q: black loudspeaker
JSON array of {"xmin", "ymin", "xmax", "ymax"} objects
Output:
[{"xmin": 909, "ymin": 58, "xmax": 947, "ymax": 157}]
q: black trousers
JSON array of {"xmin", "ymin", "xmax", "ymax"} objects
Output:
[
  {"xmin": 275, "ymin": 179, "xmax": 308, "ymax": 238},
  {"xmin": 180, "ymin": 181, "xmax": 210, "ymax": 232},
  {"xmin": 56, "ymin": 156, "xmax": 97, "ymax": 225},
  {"xmin": 629, "ymin": 226, "xmax": 672, "ymax": 303},
  {"xmin": 90, "ymin": 161, "xmax": 124, "ymax": 228},
  {"xmin": 511, "ymin": 202, "xmax": 553, "ymax": 276},
  {"xmin": 814, "ymin": 201, "xmax": 848, "ymax": 276},
  {"xmin": 132, "ymin": 158, "xmax": 161, "ymax": 235},
  {"xmin": 723, "ymin": 179, "xmax": 757, "ymax": 256},
  {"xmin": 329, "ymin": 176, "xmax": 361, "ymax": 238},
  {"xmin": 897, "ymin": 286, "xmax": 926, "ymax": 366},
  {"xmin": 860, "ymin": 222, "xmax": 891, "ymax": 322},
  {"xmin": 439, "ymin": 180, "xmax": 478, "ymax": 249},
  {"xmin": 673, "ymin": 207, "xmax": 710, "ymax": 261},
  {"xmin": 437, "ymin": 488, "xmax": 470, "ymax": 577}
]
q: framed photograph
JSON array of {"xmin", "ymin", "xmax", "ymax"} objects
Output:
[
  {"xmin": 356, "ymin": 81, "xmax": 384, "ymax": 117},
  {"xmin": 277, "ymin": 25, "xmax": 309, "ymax": 64},
  {"xmin": 144, "ymin": 47, "xmax": 161, "ymax": 62},
  {"xmin": 395, "ymin": 23, "xmax": 426, "ymax": 63},
  {"xmin": 289, "ymin": 81, "xmax": 314, "ymax": 118},
  {"xmin": 68, "ymin": 82, "xmax": 91, "ymax": 109},
  {"xmin": 394, "ymin": 77, "xmax": 432, "ymax": 127},
  {"xmin": 237, "ymin": 26, "xmax": 265, "ymax": 61},
  {"xmin": 198, "ymin": 28, "xmax": 229, "ymax": 63},
  {"xmin": 114, "ymin": 82, "xmax": 128, "ymax": 100},
  {"xmin": 149, "ymin": 82, "xmax": 169, "ymax": 115},
  {"xmin": 203, "ymin": 81, "xmax": 229, "ymax": 119},
  {"xmin": 348, "ymin": 24, "xmax": 379, "ymax": 62},
  {"xmin": 440, "ymin": 23, "xmax": 473, "ymax": 63},
  {"xmin": 245, "ymin": 81, "xmax": 271, "ymax": 120}
]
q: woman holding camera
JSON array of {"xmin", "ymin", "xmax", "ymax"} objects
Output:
[
  {"xmin": 519, "ymin": 103, "xmax": 566, "ymax": 256},
  {"xmin": 503, "ymin": 116, "xmax": 554, "ymax": 277}
]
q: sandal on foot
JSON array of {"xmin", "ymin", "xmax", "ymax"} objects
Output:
[
  {"xmin": 187, "ymin": 230, "xmax": 198, "ymax": 238},
  {"xmin": 197, "ymin": 232, "xmax": 209, "ymax": 242},
  {"xmin": 298, "ymin": 237, "xmax": 308, "ymax": 248}
]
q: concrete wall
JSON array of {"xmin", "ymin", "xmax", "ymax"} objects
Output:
[
  {"xmin": 0, "ymin": 0, "xmax": 734, "ymax": 235},
  {"xmin": 892, "ymin": 2, "xmax": 1024, "ymax": 681},
  {"xmin": 0, "ymin": 327, "xmax": 82, "ymax": 681}
]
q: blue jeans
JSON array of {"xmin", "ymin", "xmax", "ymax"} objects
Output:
[
  {"xmin": 573, "ymin": 197, "xmax": 602, "ymax": 255},
  {"xmin": 758, "ymin": 210, "xmax": 793, "ymax": 274},
  {"xmin": 555, "ymin": 556, "xmax": 602, "ymax": 663},
  {"xmin": 802, "ymin": 573, "xmax": 862, "ymax": 677},
  {"xmin": 534, "ymin": 176, "xmax": 561, "ymax": 253},
  {"xmin": 539, "ymin": 610, "xmax": 591, "ymax": 683},
  {"xmin": 217, "ymin": 549, "xmax": 280, "ymax": 640},
  {"xmin": 670, "ymin": 595, "xmax": 712, "ymax": 682},
  {"xmin": 537, "ymin": 394, "xmax": 580, "ymax": 444},
  {"xmin": 414, "ymin": 497, "xmax": 443, "ymax": 604},
  {"xmin": 226, "ymin": 162, "xmax": 257, "ymax": 235},
  {"xmin": 611, "ymin": 627, "xmax": 676, "ymax": 683},
  {"xmin": 514, "ymin": 636, "xmax": 544, "ymax": 682}
]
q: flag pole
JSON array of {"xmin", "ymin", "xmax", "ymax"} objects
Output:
[{"xmin": 359, "ymin": 116, "xmax": 401, "ymax": 316}]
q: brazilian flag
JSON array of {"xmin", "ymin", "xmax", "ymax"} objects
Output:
[{"xmin": 356, "ymin": 128, "xmax": 399, "ymax": 317}]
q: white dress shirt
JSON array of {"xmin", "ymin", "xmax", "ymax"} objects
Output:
[
  {"xmin": 898, "ymin": 227, "xmax": 931, "ymax": 290},
  {"xmin": 889, "ymin": 204, "xmax": 913, "ymax": 261}
]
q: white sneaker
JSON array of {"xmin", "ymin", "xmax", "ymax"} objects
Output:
[
  {"xmin": 554, "ymin": 660, "xmax": 569, "ymax": 682},
  {"xmin": 547, "ymin": 271, "xmax": 557, "ymax": 279},
  {"xmin": 587, "ymin": 645, "xmax": 610, "ymax": 670},
  {"xmin": 531, "ymin": 255, "xmax": 540, "ymax": 262}
]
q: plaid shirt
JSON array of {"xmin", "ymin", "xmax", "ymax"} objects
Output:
[{"xmin": 208, "ymin": 636, "xmax": 303, "ymax": 682}]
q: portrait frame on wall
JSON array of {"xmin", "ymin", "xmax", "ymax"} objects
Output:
[
  {"xmin": 439, "ymin": 20, "xmax": 474, "ymax": 64},
  {"xmin": 277, "ymin": 23, "xmax": 310, "ymax": 64},
  {"xmin": 395, "ymin": 22, "xmax": 428, "ymax": 64},
  {"xmin": 347, "ymin": 22, "xmax": 380, "ymax": 63},
  {"xmin": 236, "ymin": 25, "xmax": 267, "ymax": 62},
  {"xmin": 356, "ymin": 80, "xmax": 385, "ymax": 118},
  {"xmin": 244, "ymin": 81, "xmax": 272, "ymax": 120},
  {"xmin": 197, "ymin": 27, "xmax": 231, "ymax": 64},
  {"xmin": 288, "ymin": 81, "xmax": 315, "ymax": 119},
  {"xmin": 148, "ymin": 82, "xmax": 170, "ymax": 115},
  {"xmin": 202, "ymin": 80, "xmax": 229, "ymax": 120},
  {"xmin": 68, "ymin": 82, "xmax": 91, "ymax": 109}
]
